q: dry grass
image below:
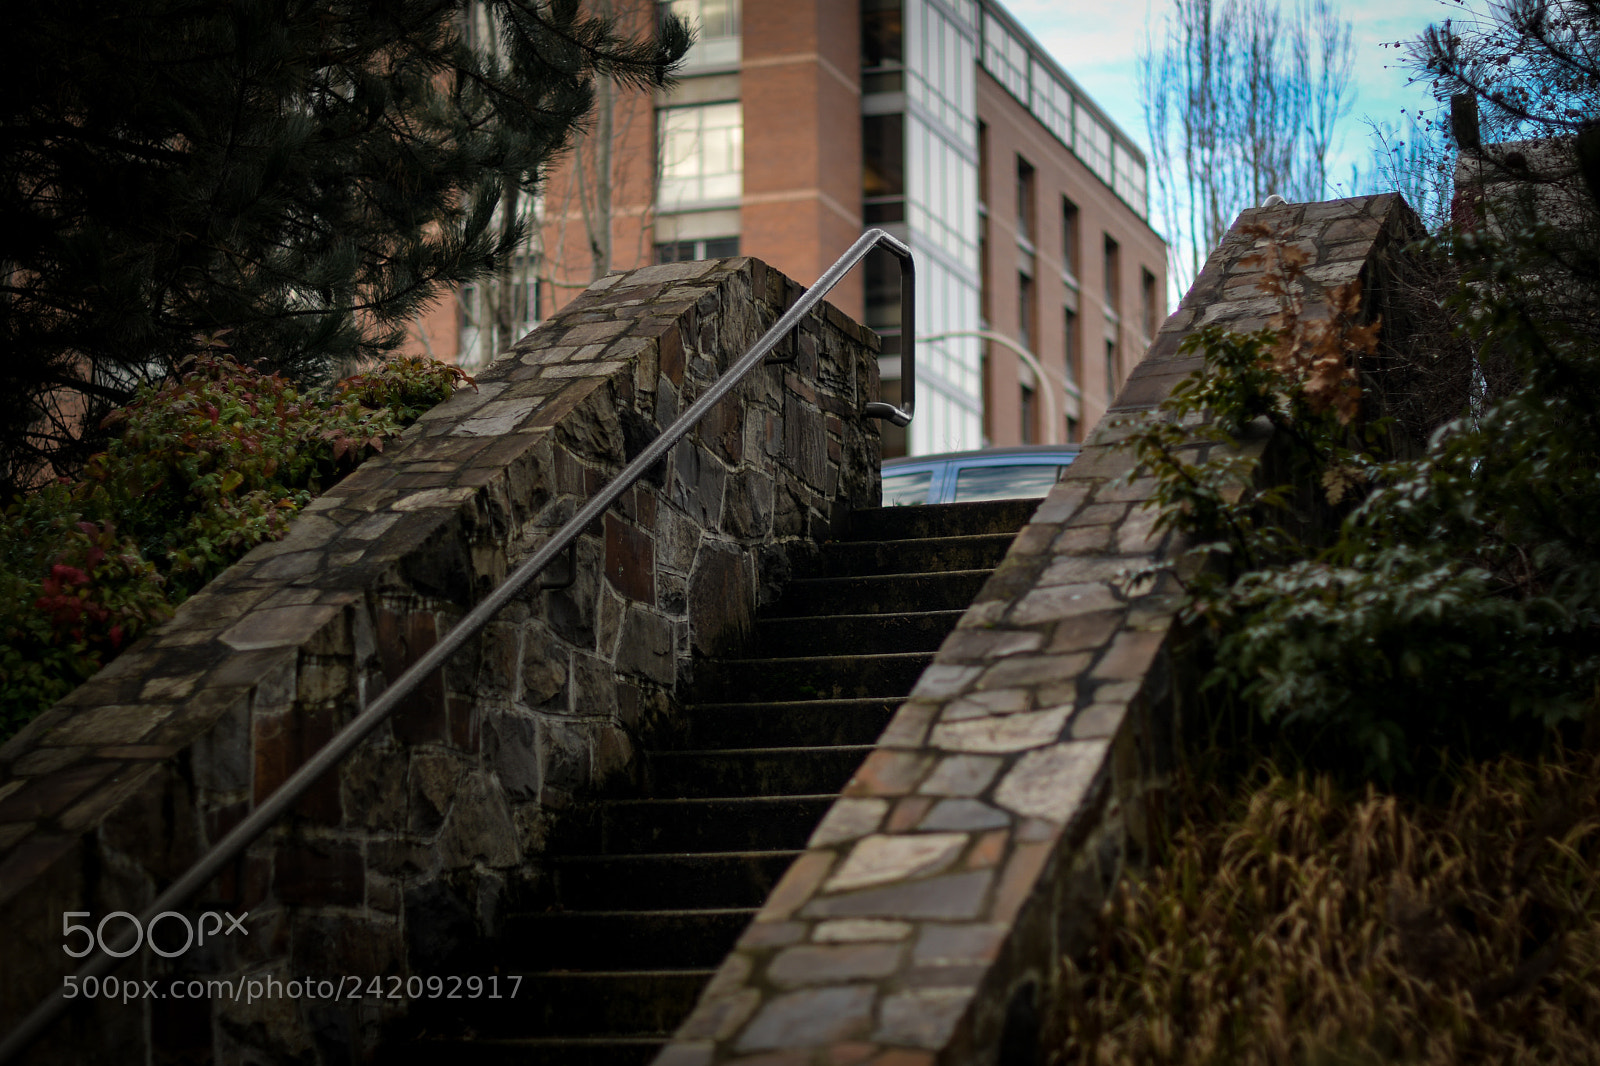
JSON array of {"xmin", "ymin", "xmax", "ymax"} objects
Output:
[{"xmin": 1055, "ymin": 749, "xmax": 1600, "ymax": 1065}]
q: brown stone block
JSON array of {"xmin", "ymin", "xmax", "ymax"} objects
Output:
[
  {"xmin": 884, "ymin": 796, "xmax": 933, "ymax": 833},
  {"xmin": 990, "ymin": 839, "xmax": 1055, "ymax": 925},
  {"xmin": 659, "ymin": 323, "xmax": 686, "ymax": 385},
  {"xmin": 251, "ymin": 705, "xmax": 339, "ymax": 821},
  {"xmin": 758, "ymin": 850, "xmax": 835, "ymax": 924},
  {"xmin": 603, "ymin": 513, "xmax": 656, "ymax": 604},
  {"xmin": 375, "ymin": 608, "xmax": 447, "ymax": 746},
  {"xmin": 842, "ymin": 750, "xmax": 932, "ymax": 798},
  {"xmin": 699, "ymin": 395, "xmax": 744, "ymax": 466},
  {"xmin": 966, "ymin": 829, "xmax": 1008, "ymax": 870}
]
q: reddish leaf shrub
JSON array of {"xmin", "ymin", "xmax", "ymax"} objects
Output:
[{"xmin": 0, "ymin": 354, "xmax": 471, "ymax": 738}]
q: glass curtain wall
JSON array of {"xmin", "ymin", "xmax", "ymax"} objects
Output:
[{"xmin": 866, "ymin": 0, "xmax": 983, "ymax": 455}]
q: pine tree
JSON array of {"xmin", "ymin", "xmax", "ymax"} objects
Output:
[{"xmin": 0, "ymin": 0, "xmax": 688, "ymax": 498}]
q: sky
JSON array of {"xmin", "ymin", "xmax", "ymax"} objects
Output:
[{"xmin": 1002, "ymin": 0, "xmax": 1459, "ymax": 199}]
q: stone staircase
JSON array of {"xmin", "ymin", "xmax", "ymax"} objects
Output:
[{"xmin": 393, "ymin": 498, "xmax": 1036, "ymax": 1064}]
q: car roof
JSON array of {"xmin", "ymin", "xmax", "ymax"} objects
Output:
[{"xmin": 883, "ymin": 444, "xmax": 1080, "ymax": 468}]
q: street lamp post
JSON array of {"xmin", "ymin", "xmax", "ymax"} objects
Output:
[{"xmin": 920, "ymin": 328, "xmax": 1094, "ymax": 445}]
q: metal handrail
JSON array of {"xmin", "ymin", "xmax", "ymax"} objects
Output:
[{"xmin": 0, "ymin": 229, "xmax": 914, "ymax": 1063}]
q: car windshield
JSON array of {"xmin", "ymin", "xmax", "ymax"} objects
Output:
[{"xmin": 951, "ymin": 464, "xmax": 1061, "ymax": 502}]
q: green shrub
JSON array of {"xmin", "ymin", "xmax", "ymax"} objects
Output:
[
  {"xmin": 1122, "ymin": 223, "xmax": 1600, "ymax": 782},
  {"xmin": 0, "ymin": 354, "xmax": 470, "ymax": 739}
]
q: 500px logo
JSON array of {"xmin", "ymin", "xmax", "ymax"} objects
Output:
[{"xmin": 62, "ymin": 911, "xmax": 249, "ymax": 959}]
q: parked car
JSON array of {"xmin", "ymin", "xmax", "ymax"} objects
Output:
[{"xmin": 881, "ymin": 444, "xmax": 1080, "ymax": 505}]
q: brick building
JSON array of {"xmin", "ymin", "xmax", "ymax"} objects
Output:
[{"xmin": 410, "ymin": 0, "xmax": 1166, "ymax": 455}]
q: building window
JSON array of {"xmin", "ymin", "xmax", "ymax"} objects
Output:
[
  {"xmin": 1018, "ymin": 272, "xmax": 1034, "ymax": 351},
  {"xmin": 977, "ymin": 121, "xmax": 990, "ymax": 207},
  {"xmin": 1106, "ymin": 337, "xmax": 1118, "ymax": 400},
  {"xmin": 1016, "ymin": 156, "xmax": 1036, "ymax": 245},
  {"xmin": 861, "ymin": 0, "xmax": 903, "ymax": 71},
  {"xmin": 1062, "ymin": 197, "xmax": 1080, "ymax": 280},
  {"xmin": 1103, "ymin": 234, "xmax": 1120, "ymax": 308},
  {"xmin": 1020, "ymin": 382, "xmax": 1036, "ymax": 444},
  {"xmin": 1064, "ymin": 307, "xmax": 1079, "ymax": 385},
  {"xmin": 1141, "ymin": 268, "xmax": 1159, "ymax": 338},
  {"xmin": 978, "ymin": 213, "xmax": 991, "ymax": 323},
  {"xmin": 655, "ymin": 236, "xmax": 740, "ymax": 263},
  {"xmin": 863, "ymin": 112, "xmax": 905, "ymax": 224},
  {"xmin": 658, "ymin": 101, "xmax": 742, "ymax": 211},
  {"xmin": 663, "ymin": 0, "xmax": 741, "ymax": 71}
]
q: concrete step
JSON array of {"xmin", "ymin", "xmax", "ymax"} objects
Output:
[
  {"xmin": 548, "ymin": 850, "xmax": 800, "ymax": 911},
  {"xmin": 646, "ymin": 745, "xmax": 873, "ymax": 799},
  {"xmin": 408, "ymin": 970, "xmax": 713, "ymax": 1041},
  {"xmin": 844, "ymin": 498, "xmax": 1039, "ymax": 541},
  {"xmin": 502, "ymin": 908, "xmax": 755, "ymax": 970},
  {"xmin": 750, "ymin": 610, "xmax": 964, "ymax": 656},
  {"xmin": 676, "ymin": 697, "xmax": 897, "ymax": 749},
  {"xmin": 818, "ymin": 531, "xmax": 1018, "ymax": 576},
  {"xmin": 398, "ymin": 1035, "xmax": 666, "ymax": 1066},
  {"xmin": 691, "ymin": 651, "xmax": 934, "ymax": 703},
  {"xmin": 767, "ymin": 569, "xmax": 993, "ymax": 616},
  {"xmin": 553, "ymin": 794, "xmax": 837, "ymax": 854},
  {"xmin": 495, "ymin": 971, "xmax": 712, "ymax": 1036}
]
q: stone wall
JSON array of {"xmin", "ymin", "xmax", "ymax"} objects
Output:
[
  {"xmin": 652, "ymin": 194, "xmax": 1426, "ymax": 1066},
  {"xmin": 0, "ymin": 257, "xmax": 881, "ymax": 1064}
]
